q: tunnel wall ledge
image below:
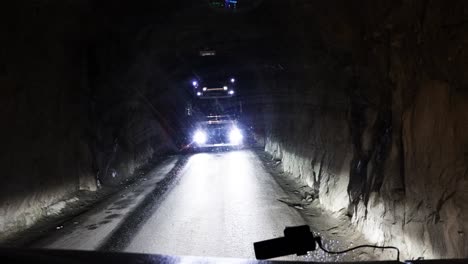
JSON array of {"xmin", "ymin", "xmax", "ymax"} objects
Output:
[
  {"xmin": 0, "ymin": 187, "xmax": 79, "ymax": 242},
  {"xmin": 264, "ymin": 109, "xmax": 468, "ymax": 260},
  {"xmin": 265, "ymin": 137, "xmax": 350, "ymax": 213},
  {"xmin": 264, "ymin": 137, "xmax": 412, "ymax": 259},
  {"xmin": 0, "ymin": 144, "xmax": 173, "ymax": 243},
  {"xmin": 264, "ymin": 136, "xmax": 442, "ymax": 260}
]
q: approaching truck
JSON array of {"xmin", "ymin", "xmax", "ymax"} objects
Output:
[
  {"xmin": 192, "ymin": 115, "xmax": 243, "ymax": 148},
  {"xmin": 186, "ymin": 76, "xmax": 244, "ymax": 149}
]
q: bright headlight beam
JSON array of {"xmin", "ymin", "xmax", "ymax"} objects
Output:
[
  {"xmin": 229, "ymin": 128, "xmax": 243, "ymax": 145},
  {"xmin": 193, "ymin": 130, "xmax": 207, "ymax": 144}
]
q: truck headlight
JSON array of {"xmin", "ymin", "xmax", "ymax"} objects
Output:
[
  {"xmin": 229, "ymin": 128, "xmax": 243, "ymax": 145},
  {"xmin": 193, "ymin": 130, "xmax": 207, "ymax": 144}
]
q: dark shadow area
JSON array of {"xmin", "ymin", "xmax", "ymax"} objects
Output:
[{"xmin": 1, "ymin": 0, "xmax": 468, "ymax": 261}]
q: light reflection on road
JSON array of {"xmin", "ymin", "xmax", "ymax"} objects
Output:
[{"xmin": 126, "ymin": 150, "xmax": 306, "ymax": 258}]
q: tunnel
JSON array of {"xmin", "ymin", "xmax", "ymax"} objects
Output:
[{"xmin": 1, "ymin": 0, "xmax": 468, "ymax": 262}]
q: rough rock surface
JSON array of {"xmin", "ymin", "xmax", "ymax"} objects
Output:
[
  {"xmin": 1, "ymin": 1, "xmax": 468, "ymax": 259},
  {"xmin": 0, "ymin": 2, "xmax": 185, "ymax": 239},
  {"xmin": 264, "ymin": 0, "xmax": 468, "ymax": 259}
]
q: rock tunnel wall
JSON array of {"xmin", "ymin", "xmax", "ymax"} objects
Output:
[
  {"xmin": 0, "ymin": 2, "xmax": 184, "ymax": 238},
  {"xmin": 264, "ymin": 0, "xmax": 468, "ymax": 259}
]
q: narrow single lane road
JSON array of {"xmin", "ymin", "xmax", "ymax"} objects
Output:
[
  {"xmin": 35, "ymin": 150, "xmax": 307, "ymax": 259},
  {"xmin": 125, "ymin": 150, "xmax": 306, "ymax": 258}
]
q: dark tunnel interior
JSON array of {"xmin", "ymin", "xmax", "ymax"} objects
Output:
[{"xmin": 1, "ymin": 0, "xmax": 468, "ymax": 262}]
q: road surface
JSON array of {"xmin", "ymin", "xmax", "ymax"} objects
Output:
[{"xmin": 33, "ymin": 150, "xmax": 307, "ymax": 259}]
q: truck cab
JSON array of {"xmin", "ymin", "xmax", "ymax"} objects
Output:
[{"xmin": 187, "ymin": 77, "xmax": 244, "ymax": 150}]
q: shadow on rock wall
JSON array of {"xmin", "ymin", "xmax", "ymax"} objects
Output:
[
  {"xmin": 263, "ymin": 0, "xmax": 468, "ymax": 259},
  {"xmin": 0, "ymin": 1, "xmax": 185, "ymax": 239}
]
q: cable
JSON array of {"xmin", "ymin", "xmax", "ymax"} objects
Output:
[{"xmin": 315, "ymin": 237, "xmax": 400, "ymax": 262}]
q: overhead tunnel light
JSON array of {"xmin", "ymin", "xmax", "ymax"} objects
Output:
[{"xmin": 200, "ymin": 50, "xmax": 216, "ymax": 56}]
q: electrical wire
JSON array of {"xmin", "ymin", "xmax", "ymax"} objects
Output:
[{"xmin": 315, "ymin": 237, "xmax": 400, "ymax": 262}]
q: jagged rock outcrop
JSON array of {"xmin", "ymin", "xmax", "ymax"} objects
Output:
[
  {"xmin": 0, "ymin": 2, "xmax": 184, "ymax": 238},
  {"xmin": 264, "ymin": 0, "xmax": 468, "ymax": 259}
]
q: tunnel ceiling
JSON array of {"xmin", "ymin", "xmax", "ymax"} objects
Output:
[{"xmin": 87, "ymin": 0, "xmax": 325, "ymax": 90}]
